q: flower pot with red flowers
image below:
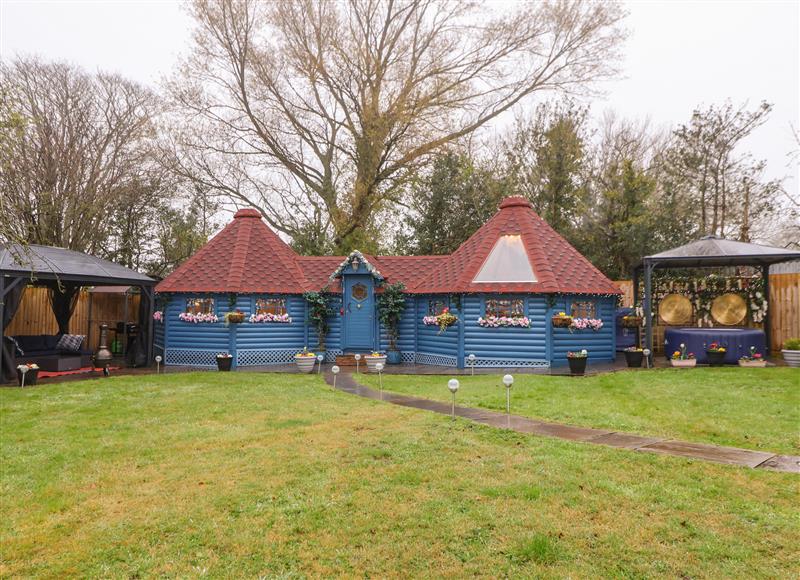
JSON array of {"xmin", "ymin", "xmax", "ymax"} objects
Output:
[
  {"xmin": 216, "ymin": 353, "xmax": 233, "ymax": 371},
  {"xmin": 670, "ymin": 344, "xmax": 696, "ymax": 368},
  {"xmin": 566, "ymin": 350, "xmax": 588, "ymax": 375},
  {"xmin": 738, "ymin": 346, "xmax": 766, "ymax": 367},
  {"xmin": 623, "ymin": 347, "xmax": 644, "ymax": 368},
  {"xmin": 705, "ymin": 342, "xmax": 727, "ymax": 366}
]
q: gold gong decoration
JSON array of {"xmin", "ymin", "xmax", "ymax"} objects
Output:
[
  {"xmin": 658, "ymin": 294, "xmax": 693, "ymax": 324},
  {"xmin": 711, "ymin": 293, "xmax": 747, "ymax": 326}
]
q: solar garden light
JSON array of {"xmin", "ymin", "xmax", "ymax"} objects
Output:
[
  {"xmin": 468, "ymin": 353, "xmax": 476, "ymax": 376},
  {"xmin": 502, "ymin": 374, "xmax": 514, "ymax": 426},
  {"xmin": 354, "ymin": 353, "xmax": 361, "ymax": 374},
  {"xmin": 448, "ymin": 378, "xmax": 460, "ymax": 419},
  {"xmin": 155, "ymin": 355, "xmax": 162, "ymax": 374},
  {"xmin": 331, "ymin": 365, "xmax": 340, "ymax": 388},
  {"xmin": 376, "ymin": 362, "xmax": 384, "ymax": 396},
  {"xmin": 317, "ymin": 353, "xmax": 324, "ymax": 374},
  {"xmin": 643, "ymin": 348, "xmax": 651, "ymax": 369},
  {"xmin": 16, "ymin": 364, "xmax": 29, "ymax": 388}
]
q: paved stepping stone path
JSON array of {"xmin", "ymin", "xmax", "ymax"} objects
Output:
[{"xmin": 325, "ymin": 370, "xmax": 800, "ymax": 474}]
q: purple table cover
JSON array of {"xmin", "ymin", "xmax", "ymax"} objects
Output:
[{"xmin": 664, "ymin": 327, "xmax": 766, "ymax": 364}]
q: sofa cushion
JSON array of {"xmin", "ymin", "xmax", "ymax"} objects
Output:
[
  {"xmin": 56, "ymin": 334, "xmax": 85, "ymax": 352},
  {"xmin": 14, "ymin": 335, "xmax": 52, "ymax": 352}
]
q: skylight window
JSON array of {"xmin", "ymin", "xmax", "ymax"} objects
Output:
[{"xmin": 472, "ymin": 235, "xmax": 537, "ymax": 283}]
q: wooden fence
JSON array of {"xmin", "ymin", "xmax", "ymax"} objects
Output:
[
  {"xmin": 614, "ymin": 274, "xmax": 799, "ymax": 351},
  {"xmin": 4, "ymin": 287, "xmax": 140, "ymax": 351}
]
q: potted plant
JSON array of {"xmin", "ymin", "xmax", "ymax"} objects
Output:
[
  {"xmin": 16, "ymin": 363, "xmax": 39, "ymax": 386},
  {"xmin": 670, "ymin": 343, "xmax": 696, "ymax": 368},
  {"xmin": 566, "ymin": 350, "xmax": 588, "ymax": 375},
  {"xmin": 216, "ymin": 353, "xmax": 233, "ymax": 371},
  {"xmin": 295, "ymin": 348, "xmax": 317, "ymax": 373},
  {"xmin": 551, "ymin": 312, "xmax": 572, "ymax": 328},
  {"xmin": 224, "ymin": 309, "xmax": 246, "ymax": 325},
  {"xmin": 378, "ymin": 282, "xmax": 405, "ymax": 364},
  {"xmin": 621, "ymin": 314, "xmax": 642, "ymax": 328},
  {"xmin": 623, "ymin": 346, "xmax": 644, "ymax": 368},
  {"xmin": 705, "ymin": 342, "xmax": 727, "ymax": 366},
  {"xmin": 303, "ymin": 290, "xmax": 334, "ymax": 359},
  {"xmin": 738, "ymin": 346, "xmax": 766, "ymax": 368},
  {"xmin": 423, "ymin": 308, "xmax": 458, "ymax": 333},
  {"xmin": 365, "ymin": 351, "xmax": 387, "ymax": 372},
  {"xmin": 781, "ymin": 338, "xmax": 800, "ymax": 368}
]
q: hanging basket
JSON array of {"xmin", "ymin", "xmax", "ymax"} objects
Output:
[
  {"xmin": 551, "ymin": 315, "xmax": 572, "ymax": 328},
  {"xmin": 621, "ymin": 316, "xmax": 643, "ymax": 328}
]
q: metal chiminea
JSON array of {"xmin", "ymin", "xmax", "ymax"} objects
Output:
[{"xmin": 95, "ymin": 324, "xmax": 113, "ymax": 363}]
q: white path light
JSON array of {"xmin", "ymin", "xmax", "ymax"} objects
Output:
[{"xmin": 448, "ymin": 378, "xmax": 460, "ymax": 419}]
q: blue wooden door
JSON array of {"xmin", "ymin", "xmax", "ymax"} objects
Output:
[{"xmin": 343, "ymin": 275, "xmax": 375, "ymax": 351}]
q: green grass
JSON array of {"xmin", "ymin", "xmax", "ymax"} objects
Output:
[
  {"xmin": 359, "ymin": 368, "xmax": 800, "ymax": 454},
  {"xmin": 1, "ymin": 372, "xmax": 798, "ymax": 578}
]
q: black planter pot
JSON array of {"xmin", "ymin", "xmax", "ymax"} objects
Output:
[
  {"xmin": 216, "ymin": 356, "xmax": 233, "ymax": 371},
  {"xmin": 706, "ymin": 350, "xmax": 726, "ymax": 366},
  {"xmin": 567, "ymin": 356, "xmax": 587, "ymax": 376},
  {"xmin": 624, "ymin": 350, "xmax": 644, "ymax": 368},
  {"xmin": 17, "ymin": 368, "xmax": 39, "ymax": 386}
]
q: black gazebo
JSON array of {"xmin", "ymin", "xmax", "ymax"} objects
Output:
[
  {"xmin": 633, "ymin": 235, "xmax": 800, "ymax": 359},
  {"xmin": 0, "ymin": 243, "xmax": 156, "ymax": 381}
]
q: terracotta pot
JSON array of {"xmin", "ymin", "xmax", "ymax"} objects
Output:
[
  {"xmin": 365, "ymin": 356, "xmax": 387, "ymax": 372},
  {"xmin": 567, "ymin": 356, "xmax": 587, "ymax": 375},
  {"xmin": 624, "ymin": 350, "xmax": 643, "ymax": 368},
  {"xmin": 670, "ymin": 359, "xmax": 697, "ymax": 368},
  {"xmin": 781, "ymin": 350, "xmax": 800, "ymax": 368},
  {"xmin": 738, "ymin": 359, "xmax": 766, "ymax": 368},
  {"xmin": 295, "ymin": 355, "xmax": 317, "ymax": 373}
]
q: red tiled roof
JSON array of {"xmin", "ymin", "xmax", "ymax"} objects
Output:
[
  {"xmin": 413, "ymin": 196, "xmax": 621, "ymax": 295},
  {"xmin": 156, "ymin": 209, "xmax": 309, "ymax": 293},
  {"xmin": 157, "ymin": 198, "xmax": 620, "ymax": 295}
]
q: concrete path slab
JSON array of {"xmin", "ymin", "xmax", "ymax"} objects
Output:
[{"xmin": 325, "ymin": 370, "xmax": 798, "ymax": 474}]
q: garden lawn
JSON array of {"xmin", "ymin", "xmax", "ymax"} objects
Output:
[
  {"xmin": 359, "ymin": 367, "xmax": 800, "ymax": 454},
  {"xmin": 1, "ymin": 372, "xmax": 797, "ymax": 578}
]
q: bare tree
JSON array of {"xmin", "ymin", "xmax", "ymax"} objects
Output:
[
  {"xmin": 169, "ymin": 0, "xmax": 627, "ymax": 252},
  {"xmin": 0, "ymin": 57, "xmax": 160, "ymax": 254}
]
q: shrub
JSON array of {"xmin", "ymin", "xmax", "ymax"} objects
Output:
[{"xmin": 782, "ymin": 338, "xmax": 800, "ymax": 351}]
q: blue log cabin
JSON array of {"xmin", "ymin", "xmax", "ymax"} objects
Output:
[{"xmin": 154, "ymin": 196, "xmax": 621, "ymax": 369}]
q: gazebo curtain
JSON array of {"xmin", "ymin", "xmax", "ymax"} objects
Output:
[
  {"xmin": 2, "ymin": 281, "xmax": 26, "ymax": 379},
  {"xmin": 46, "ymin": 282, "xmax": 81, "ymax": 335}
]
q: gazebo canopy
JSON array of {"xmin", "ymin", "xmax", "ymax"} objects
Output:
[
  {"xmin": 642, "ymin": 235, "xmax": 800, "ymax": 268},
  {"xmin": 635, "ymin": 235, "xmax": 800, "ymax": 357},
  {"xmin": 0, "ymin": 244, "xmax": 154, "ymax": 286},
  {"xmin": 1, "ymin": 243, "xmax": 155, "ymax": 382}
]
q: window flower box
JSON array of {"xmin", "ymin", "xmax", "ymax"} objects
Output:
[
  {"xmin": 738, "ymin": 347, "xmax": 766, "ymax": 367},
  {"xmin": 570, "ymin": 318, "xmax": 604, "ymax": 332},
  {"xmin": 249, "ymin": 313, "xmax": 292, "ymax": 323},
  {"xmin": 179, "ymin": 312, "xmax": 219, "ymax": 323},
  {"xmin": 477, "ymin": 315, "xmax": 531, "ymax": 328},
  {"xmin": 670, "ymin": 343, "xmax": 696, "ymax": 367}
]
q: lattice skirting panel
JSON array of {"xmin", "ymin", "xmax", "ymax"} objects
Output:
[
  {"xmin": 325, "ymin": 349, "xmax": 343, "ymax": 362},
  {"xmin": 164, "ymin": 348, "xmax": 219, "ymax": 367},
  {"xmin": 467, "ymin": 357, "xmax": 550, "ymax": 368},
  {"xmin": 415, "ymin": 352, "xmax": 458, "ymax": 367},
  {"xmin": 236, "ymin": 349, "xmax": 298, "ymax": 366},
  {"xmin": 401, "ymin": 351, "xmax": 415, "ymax": 363}
]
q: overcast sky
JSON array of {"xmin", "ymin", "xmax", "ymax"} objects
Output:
[{"xmin": 1, "ymin": 0, "xmax": 798, "ymax": 199}]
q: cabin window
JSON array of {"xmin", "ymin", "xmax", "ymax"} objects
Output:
[
  {"xmin": 428, "ymin": 299, "xmax": 449, "ymax": 315},
  {"xmin": 571, "ymin": 301, "xmax": 596, "ymax": 319},
  {"xmin": 256, "ymin": 297, "xmax": 287, "ymax": 316},
  {"xmin": 485, "ymin": 298, "xmax": 524, "ymax": 318},
  {"xmin": 185, "ymin": 297, "xmax": 214, "ymax": 315}
]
